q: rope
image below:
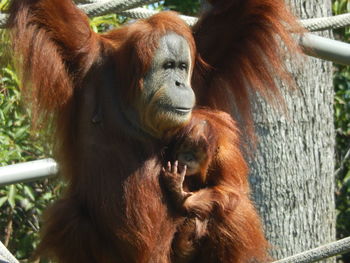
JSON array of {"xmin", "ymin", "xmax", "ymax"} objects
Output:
[
  {"xmin": 0, "ymin": 241, "xmax": 18, "ymax": 263},
  {"xmin": 0, "ymin": 0, "xmax": 350, "ymax": 30},
  {"xmin": 273, "ymin": 237, "xmax": 350, "ymax": 263},
  {"xmin": 119, "ymin": 8, "xmax": 198, "ymax": 25},
  {"xmin": 300, "ymin": 13, "xmax": 350, "ymax": 32},
  {"xmin": 120, "ymin": 9, "xmax": 350, "ymax": 31},
  {"xmin": 78, "ymin": 0, "xmax": 159, "ymax": 17}
]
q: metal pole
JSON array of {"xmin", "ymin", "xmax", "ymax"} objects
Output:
[
  {"xmin": 0, "ymin": 159, "xmax": 58, "ymax": 186},
  {"xmin": 300, "ymin": 33, "xmax": 350, "ymax": 66},
  {"xmin": 273, "ymin": 236, "xmax": 350, "ymax": 263},
  {"xmin": 0, "ymin": 241, "xmax": 19, "ymax": 263}
]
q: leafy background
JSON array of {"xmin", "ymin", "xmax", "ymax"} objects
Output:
[
  {"xmin": 333, "ymin": 1, "xmax": 350, "ymax": 262},
  {"xmin": 0, "ymin": 0, "xmax": 349, "ymax": 262}
]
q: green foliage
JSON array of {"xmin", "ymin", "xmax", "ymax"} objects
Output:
[
  {"xmin": 334, "ymin": 67, "xmax": 350, "ymax": 245},
  {"xmin": 0, "ymin": 40, "xmax": 57, "ymax": 262},
  {"xmin": 0, "ymin": 0, "xmax": 9, "ymax": 10},
  {"xmin": 332, "ymin": 1, "xmax": 350, "ymax": 262},
  {"xmin": 0, "ymin": 4, "xmax": 126, "ymax": 260},
  {"xmin": 0, "ymin": 180, "xmax": 61, "ymax": 261},
  {"xmin": 90, "ymin": 14, "xmax": 125, "ymax": 32},
  {"xmin": 0, "ymin": 65, "xmax": 44, "ymax": 165},
  {"xmin": 163, "ymin": 0, "xmax": 200, "ymax": 15},
  {"xmin": 0, "ymin": 18, "xmax": 57, "ymax": 260}
]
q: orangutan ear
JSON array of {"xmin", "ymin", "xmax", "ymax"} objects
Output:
[{"xmin": 9, "ymin": 0, "xmax": 99, "ymax": 112}]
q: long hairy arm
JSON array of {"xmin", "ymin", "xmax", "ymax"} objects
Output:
[
  {"xmin": 8, "ymin": 0, "xmax": 99, "ymax": 116},
  {"xmin": 193, "ymin": 0, "xmax": 302, "ymax": 128}
]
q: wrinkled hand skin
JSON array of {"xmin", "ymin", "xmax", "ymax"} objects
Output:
[
  {"xmin": 161, "ymin": 161, "xmax": 215, "ymax": 220},
  {"xmin": 161, "ymin": 161, "xmax": 192, "ymax": 213}
]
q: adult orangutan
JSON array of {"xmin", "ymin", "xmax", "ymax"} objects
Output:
[
  {"xmin": 8, "ymin": 0, "xmax": 300, "ymax": 262},
  {"xmin": 161, "ymin": 109, "xmax": 269, "ymax": 263}
]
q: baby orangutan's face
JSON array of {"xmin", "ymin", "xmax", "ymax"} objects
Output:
[{"xmin": 176, "ymin": 143, "xmax": 208, "ymax": 176}]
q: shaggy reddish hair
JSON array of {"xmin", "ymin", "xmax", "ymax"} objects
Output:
[
  {"xmin": 163, "ymin": 109, "xmax": 270, "ymax": 262},
  {"xmin": 8, "ymin": 0, "xmax": 301, "ymax": 262}
]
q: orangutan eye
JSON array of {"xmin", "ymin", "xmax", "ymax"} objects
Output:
[
  {"xmin": 181, "ymin": 152, "xmax": 195, "ymax": 162},
  {"xmin": 163, "ymin": 61, "xmax": 176, "ymax": 70},
  {"xmin": 179, "ymin": 63, "xmax": 188, "ymax": 71}
]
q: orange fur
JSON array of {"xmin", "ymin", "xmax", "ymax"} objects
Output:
[
  {"xmin": 8, "ymin": 0, "xmax": 300, "ymax": 262},
  {"xmin": 9, "ymin": 2, "xmax": 192, "ymax": 262},
  {"xmin": 163, "ymin": 109, "xmax": 269, "ymax": 263},
  {"xmin": 193, "ymin": 0, "xmax": 302, "ymax": 136}
]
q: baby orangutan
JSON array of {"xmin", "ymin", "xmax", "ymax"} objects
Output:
[{"xmin": 161, "ymin": 109, "xmax": 269, "ymax": 263}]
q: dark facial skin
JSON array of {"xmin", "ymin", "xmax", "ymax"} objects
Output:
[
  {"xmin": 137, "ymin": 33, "xmax": 196, "ymax": 137},
  {"xmin": 176, "ymin": 144, "xmax": 207, "ymax": 176}
]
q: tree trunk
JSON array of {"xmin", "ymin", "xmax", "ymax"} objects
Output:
[{"xmin": 250, "ymin": 0, "xmax": 336, "ymax": 261}]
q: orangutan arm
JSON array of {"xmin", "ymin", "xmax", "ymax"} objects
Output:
[{"xmin": 161, "ymin": 161, "xmax": 238, "ymax": 219}]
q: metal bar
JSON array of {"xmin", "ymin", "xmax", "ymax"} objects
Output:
[
  {"xmin": 1, "ymin": 160, "xmax": 350, "ymax": 263},
  {"xmin": 273, "ymin": 236, "xmax": 350, "ymax": 263},
  {"xmin": 300, "ymin": 33, "xmax": 350, "ymax": 65},
  {"xmin": 0, "ymin": 159, "xmax": 58, "ymax": 186},
  {"xmin": 0, "ymin": 241, "xmax": 18, "ymax": 263}
]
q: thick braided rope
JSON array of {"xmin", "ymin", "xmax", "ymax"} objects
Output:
[
  {"xmin": 0, "ymin": 1, "xmax": 158, "ymax": 27},
  {"xmin": 300, "ymin": 13, "xmax": 350, "ymax": 32},
  {"xmin": 78, "ymin": 0, "xmax": 159, "ymax": 17},
  {"xmin": 118, "ymin": 8, "xmax": 350, "ymax": 31},
  {"xmin": 1, "ymin": 2, "xmax": 350, "ymax": 30},
  {"xmin": 119, "ymin": 9, "xmax": 350, "ymax": 31},
  {"xmin": 119, "ymin": 8, "xmax": 198, "ymax": 25}
]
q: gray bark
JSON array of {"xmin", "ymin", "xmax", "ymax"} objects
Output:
[{"xmin": 250, "ymin": 0, "xmax": 336, "ymax": 261}]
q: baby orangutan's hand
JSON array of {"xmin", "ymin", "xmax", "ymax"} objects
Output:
[{"xmin": 161, "ymin": 161, "xmax": 192, "ymax": 212}]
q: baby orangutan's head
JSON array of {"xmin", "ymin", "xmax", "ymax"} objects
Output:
[
  {"xmin": 167, "ymin": 119, "xmax": 219, "ymax": 180},
  {"xmin": 175, "ymin": 138, "xmax": 209, "ymax": 176}
]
